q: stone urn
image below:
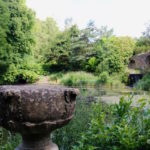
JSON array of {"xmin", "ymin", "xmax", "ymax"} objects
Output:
[{"xmin": 0, "ymin": 85, "xmax": 79, "ymax": 150}]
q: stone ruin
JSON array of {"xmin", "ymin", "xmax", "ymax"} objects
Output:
[{"xmin": 128, "ymin": 51, "xmax": 150, "ymax": 72}]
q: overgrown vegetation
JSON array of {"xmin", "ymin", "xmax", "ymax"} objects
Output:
[
  {"xmin": 0, "ymin": 0, "xmax": 39, "ymax": 84},
  {"xmin": 0, "ymin": 128, "xmax": 21, "ymax": 150},
  {"xmin": 73, "ymin": 97, "xmax": 150, "ymax": 150},
  {"xmin": 49, "ymin": 71, "xmax": 125, "ymax": 89},
  {"xmin": 60, "ymin": 72, "xmax": 98, "ymax": 87},
  {"xmin": 136, "ymin": 72, "xmax": 150, "ymax": 91}
]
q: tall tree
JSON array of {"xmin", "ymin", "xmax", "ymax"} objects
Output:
[
  {"xmin": 0, "ymin": 0, "xmax": 10, "ymax": 74},
  {"xmin": 0, "ymin": 0, "xmax": 36, "ymax": 83},
  {"xmin": 33, "ymin": 18, "xmax": 59, "ymax": 60},
  {"xmin": 6, "ymin": 0, "xmax": 35, "ymax": 63}
]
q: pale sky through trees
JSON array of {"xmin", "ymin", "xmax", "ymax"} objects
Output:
[{"xmin": 26, "ymin": 0, "xmax": 150, "ymax": 37}]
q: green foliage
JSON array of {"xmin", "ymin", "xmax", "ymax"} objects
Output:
[
  {"xmin": 134, "ymin": 37, "xmax": 150, "ymax": 55},
  {"xmin": 0, "ymin": 128, "xmax": 21, "ymax": 150},
  {"xmin": 86, "ymin": 57, "xmax": 97, "ymax": 72},
  {"xmin": 0, "ymin": 55, "xmax": 40, "ymax": 84},
  {"xmin": 0, "ymin": 0, "xmax": 10, "ymax": 75},
  {"xmin": 60, "ymin": 72, "xmax": 98, "ymax": 87},
  {"xmin": 73, "ymin": 97, "xmax": 150, "ymax": 150},
  {"xmin": 97, "ymin": 71, "xmax": 110, "ymax": 84},
  {"xmin": 44, "ymin": 23, "xmax": 114, "ymax": 73},
  {"xmin": 49, "ymin": 71, "xmax": 124, "ymax": 88},
  {"xmin": 33, "ymin": 18, "xmax": 59, "ymax": 60},
  {"xmin": 49, "ymin": 72, "xmax": 64, "ymax": 82},
  {"xmin": 43, "ymin": 20, "xmax": 136, "ymax": 79},
  {"xmin": 136, "ymin": 72, "xmax": 150, "ymax": 91},
  {"xmin": 96, "ymin": 52, "xmax": 125, "ymax": 74},
  {"xmin": 98, "ymin": 73, "xmax": 125, "ymax": 89},
  {"xmin": 0, "ymin": 67, "xmax": 39, "ymax": 84},
  {"xmin": 95, "ymin": 36, "xmax": 135, "ymax": 74},
  {"xmin": 134, "ymin": 22, "xmax": 150, "ymax": 55},
  {"xmin": 0, "ymin": 0, "xmax": 37, "ymax": 84},
  {"xmin": 16, "ymin": 70, "xmax": 39, "ymax": 83},
  {"xmin": 6, "ymin": 0, "xmax": 35, "ymax": 61},
  {"xmin": 44, "ymin": 26, "xmax": 76, "ymax": 71}
]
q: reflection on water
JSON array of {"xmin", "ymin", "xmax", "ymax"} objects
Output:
[{"xmin": 78, "ymin": 86, "xmax": 149, "ymax": 105}]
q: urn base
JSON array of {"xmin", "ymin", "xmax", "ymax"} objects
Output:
[{"xmin": 15, "ymin": 134, "xmax": 58, "ymax": 150}]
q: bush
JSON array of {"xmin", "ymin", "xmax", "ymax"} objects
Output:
[
  {"xmin": 0, "ymin": 56, "xmax": 41, "ymax": 85},
  {"xmin": 86, "ymin": 57, "xmax": 98, "ymax": 72},
  {"xmin": 96, "ymin": 71, "xmax": 110, "ymax": 84},
  {"xmin": 0, "ymin": 65, "xmax": 39, "ymax": 85},
  {"xmin": 16, "ymin": 70, "xmax": 39, "ymax": 84},
  {"xmin": 60, "ymin": 72, "xmax": 98, "ymax": 87},
  {"xmin": 73, "ymin": 97, "xmax": 150, "ymax": 150},
  {"xmin": 0, "ymin": 64, "xmax": 18, "ymax": 84},
  {"xmin": 18, "ymin": 56, "xmax": 43, "ymax": 75},
  {"xmin": 0, "ymin": 128, "xmax": 21, "ymax": 150},
  {"xmin": 136, "ymin": 72, "xmax": 150, "ymax": 91}
]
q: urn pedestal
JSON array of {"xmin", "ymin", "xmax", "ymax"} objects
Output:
[{"xmin": 0, "ymin": 85, "xmax": 79, "ymax": 150}]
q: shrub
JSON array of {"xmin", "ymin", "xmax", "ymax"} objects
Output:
[
  {"xmin": 96, "ymin": 71, "xmax": 110, "ymax": 84},
  {"xmin": 0, "ymin": 128, "xmax": 21, "ymax": 150},
  {"xmin": 0, "ymin": 56, "xmax": 40, "ymax": 85},
  {"xmin": 18, "ymin": 56, "xmax": 43, "ymax": 75},
  {"xmin": 0, "ymin": 64, "xmax": 18, "ymax": 84},
  {"xmin": 86, "ymin": 57, "xmax": 98, "ymax": 72},
  {"xmin": 136, "ymin": 72, "xmax": 150, "ymax": 91},
  {"xmin": 0, "ymin": 67, "xmax": 39, "ymax": 85},
  {"xmin": 73, "ymin": 97, "xmax": 150, "ymax": 150},
  {"xmin": 16, "ymin": 70, "xmax": 39, "ymax": 84}
]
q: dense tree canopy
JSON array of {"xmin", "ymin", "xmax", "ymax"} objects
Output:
[
  {"xmin": 33, "ymin": 18, "xmax": 59, "ymax": 60},
  {"xmin": 0, "ymin": 0, "xmax": 36, "ymax": 84},
  {"xmin": 0, "ymin": 0, "xmax": 10, "ymax": 74}
]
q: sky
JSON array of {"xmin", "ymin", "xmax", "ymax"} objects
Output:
[{"xmin": 26, "ymin": 0, "xmax": 150, "ymax": 37}]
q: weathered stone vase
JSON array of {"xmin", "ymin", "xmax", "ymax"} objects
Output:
[{"xmin": 0, "ymin": 85, "xmax": 79, "ymax": 150}]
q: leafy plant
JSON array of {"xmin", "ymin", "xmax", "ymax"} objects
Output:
[
  {"xmin": 136, "ymin": 72, "xmax": 150, "ymax": 91},
  {"xmin": 73, "ymin": 97, "xmax": 150, "ymax": 150}
]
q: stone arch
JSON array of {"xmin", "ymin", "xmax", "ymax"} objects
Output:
[
  {"xmin": 129, "ymin": 59, "xmax": 136, "ymax": 68},
  {"xmin": 146, "ymin": 55, "xmax": 150, "ymax": 67}
]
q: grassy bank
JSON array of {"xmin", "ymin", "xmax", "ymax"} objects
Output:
[{"xmin": 48, "ymin": 71, "xmax": 125, "ymax": 89}]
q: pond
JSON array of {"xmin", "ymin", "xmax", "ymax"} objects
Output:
[{"xmin": 78, "ymin": 86, "xmax": 149, "ymax": 104}]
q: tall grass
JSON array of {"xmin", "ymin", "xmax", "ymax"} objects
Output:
[
  {"xmin": 49, "ymin": 71, "xmax": 125, "ymax": 88},
  {"xmin": 60, "ymin": 71, "xmax": 98, "ymax": 87}
]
